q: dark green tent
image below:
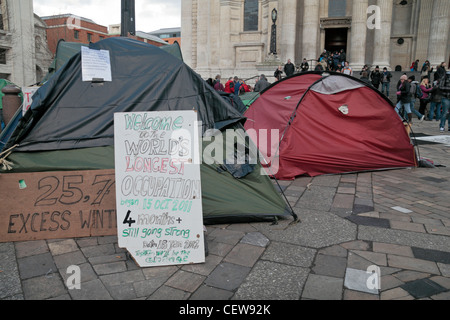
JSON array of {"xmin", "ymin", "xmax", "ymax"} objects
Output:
[
  {"xmin": 2, "ymin": 37, "xmax": 295, "ymax": 225},
  {"xmin": 41, "ymin": 39, "xmax": 183, "ymax": 84}
]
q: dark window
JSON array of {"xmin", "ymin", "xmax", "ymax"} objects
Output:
[
  {"xmin": 0, "ymin": 0, "xmax": 3, "ymax": 30},
  {"xmin": 0, "ymin": 49, "xmax": 7, "ymax": 64},
  {"xmin": 87, "ymin": 33, "xmax": 93, "ymax": 42},
  {"xmin": 74, "ymin": 30, "xmax": 80, "ymax": 39},
  {"xmin": 244, "ymin": 0, "xmax": 259, "ymax": 32},
  {"xmin": 329, "ymin": 0, "xmax": 347, "ymax": 17}
]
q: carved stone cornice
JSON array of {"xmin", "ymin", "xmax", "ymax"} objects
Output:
[{"xmin": 320, "ymin": 17, "xmax": 352, "ymax": 29}]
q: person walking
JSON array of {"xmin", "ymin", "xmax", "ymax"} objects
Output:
[
  {"xmin": 381, "ymin": 67, "xmax": 392, "ymax": 97},
  {"xmin": 418, "ymin": 77, "xmax": 432, "ymax": 117},
  {"xmin": 438, "ymin": 70, "xmax": 450, "ymax": 132},
  {"xmin": 408, "ymin": 76, "xmax": 425, "ymax": 122},
  {"xmin": 395, "ymin": 75, "xmax": 413, "ymax": 122},
  {"xmin": 429, "ymin": 80, "xmax": 442, "ymax": 121}
]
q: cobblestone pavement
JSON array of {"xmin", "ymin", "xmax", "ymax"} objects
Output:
[{"xmin": 1, "ymin": 118, "xmax": 449, "ymax": 301}]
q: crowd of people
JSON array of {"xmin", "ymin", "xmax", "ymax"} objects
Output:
[
  {"xmin": 206, "ymin": 53, "xmax": 450, "ymax": 133},
  {"xmin": 395, "ymin": 62, "xmax": 450, "ymax": 132}
]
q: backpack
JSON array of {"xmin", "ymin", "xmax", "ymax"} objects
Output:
[{"xmin": 413, "ymin": 82, "xmax": 423, "ymax": 99}]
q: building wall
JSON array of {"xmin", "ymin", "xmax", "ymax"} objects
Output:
[
  {"xmin": 0, "ymin": 1, "xmax": 52, "ymax": 86},
  {"xmin": 43, "ymin": 15, "xmax": 109, "ymax": 54},
  {"xmin": 182, "ymin": 0, "xmax": 450, "ymax": 81}
]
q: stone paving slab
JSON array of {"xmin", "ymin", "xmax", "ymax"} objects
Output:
[{"xmin": 0, "ymin": 120, "xmax": 449, "ymax": 301}]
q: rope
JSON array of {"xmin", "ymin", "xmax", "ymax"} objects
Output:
[{"xmin": 0, "ymin": 144, "xmax": 18, "ymax": 171}]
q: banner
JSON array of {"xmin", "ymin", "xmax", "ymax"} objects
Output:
[{"xmin": 0, "ymin": 170, "xmax": 117, "ymax": 242}]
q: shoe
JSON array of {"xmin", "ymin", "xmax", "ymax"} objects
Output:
[
  {"xmin": 420, "ymin": 115, "xmax": 425, "ymax": 122},
  {"xmin": 440, "ymin": 127, "xmax": 444, "ymax": 132}
]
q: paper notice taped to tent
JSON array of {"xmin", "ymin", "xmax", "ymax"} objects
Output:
[{"xmin": 0, "ymin": 170, "xmax": 117, "ymax": 243}]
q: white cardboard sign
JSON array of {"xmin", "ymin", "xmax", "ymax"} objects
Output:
[
  {"xmin": 81, "ymin": 46, "xmax": 112, "ymax": 82},
  {"xmin": 114, "ymin": 111, "xmax": 205, "ymax": 267},
  {"xmin": 22, "ymin": 87, "xmax": 39, "ymax": 115}
]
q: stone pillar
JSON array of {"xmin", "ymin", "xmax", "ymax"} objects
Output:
[
  {"xmin": 181, "ymin": 0, "xmax": 193, "ymax": 68},
  {"xmin": 302, "ymin": 0, "xmax": 320, "ymax": 66},
  {"xmin": 350, "ymin": 0, "xmax": 369, "ymax": 70},
  {"xmin": 9, "ymin": 0, "xmax": 36, "ymax": 87},
  {"xmin": 280, "ymin": 0, "xmax": 297, "ymax": 63},
  {"xmin": 428, "ymin": 0, "xmax": 450, "ymax": 67},
  {"xmin": 219, "ymin": 1, "xmax": 233, "ymax": 70},
  {"xmin": 372, "ymin": 0, "xmax": 393, "ymax": 70},
  {"xmin": 414, "ymin": 0, "xmax": 433, "ymax": 63},
  {"xmin": 196, "ymin": 0, "xmax": 210, "ymax": 74}
]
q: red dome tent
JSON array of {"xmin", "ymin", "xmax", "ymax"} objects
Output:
[{"xmin": 244, "ymin": 72, "xmax": 417, "ymax": 180}]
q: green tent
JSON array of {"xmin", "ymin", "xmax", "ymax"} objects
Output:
[
  {"xmin": 2, "ymin": 37, "xmax": 295, "ymax": 225},
  {"xmin": 239, "ymin": 92, "xmax": 260, "ymax": 108},
  {"xmin": 41, "ymin": 39, "xmax": 183, "ymax": 84}
]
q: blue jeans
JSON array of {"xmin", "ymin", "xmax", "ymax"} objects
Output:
[
  {"xmin": 440, "ymin": 98, "xmax": 450, "ymax": 129},
  {"xmin": 382, "ymin": 82, "xmax": 390, "ymax": 97},
  {"xmin": 409, "ymin": 99, "xmax": 423, "ymax": 119},
  {"xmin": 395, "ymin": 101, "xmax": 411, "ymax": 120},
  {"xmin": 429, "ymin": 101, "xmax": 441, "ymax": 121}
]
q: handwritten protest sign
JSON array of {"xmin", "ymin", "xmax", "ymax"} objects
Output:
[
  {"xmin": 0, "ymin": 170, "xmax": 117, "ymax": 243},
  {"xmin": 114, "ymin": 111, "xmax": 205, "ymax": 267}
]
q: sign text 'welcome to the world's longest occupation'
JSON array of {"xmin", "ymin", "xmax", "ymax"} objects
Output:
[{"xmin": 114, "ymin": 111, "xmax": 205, "ymax": 267}]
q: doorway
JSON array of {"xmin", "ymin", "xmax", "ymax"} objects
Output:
[{"xmin": 325, "ymin": 28, "xmax": 348, "ymax": 53}]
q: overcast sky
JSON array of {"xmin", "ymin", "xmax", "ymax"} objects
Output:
[{"xmin": 33, "ymin": 0, "xmax": 181, "ymax": 32}]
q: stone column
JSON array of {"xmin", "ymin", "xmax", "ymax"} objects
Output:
[
  {"xmin": 280, "ymin": 0, "xmax": 297, "ymax": 63},
  {"xmin": 428, "ymin": 0, "xmax": 450, "ymax": 67},
  {"xmin": 372, "ymin": 0, "xmax": 393, "ymax": 70},
  {"xmin": 196, "ymin": 0, "xmax": 210, "ymax": 74},
  {"xmin": 219, "ymin": 0, "xmax": 233, "ymax": 71},
  {"xmin": 181, "ymin": 0, "xmax": 193, "ymax": 67},
  {"xmin": 9, "ymin": 0, "xmax": 36, "ymax": 87},
  {"xmin": 302, "ymin": 0, "xmax": 320, "ymax": 66},
  {"xmin": 415, "ymin": 0, "xmax": 434, "ymax": 63},
  {"xmin": 350, "ymin": 0, "xmax": 369, "ymax": 70}
]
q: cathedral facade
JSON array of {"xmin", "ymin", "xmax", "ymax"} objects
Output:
[{"xmin": 181, "ymin": 0, "xmax": 450, "ymax": 80}]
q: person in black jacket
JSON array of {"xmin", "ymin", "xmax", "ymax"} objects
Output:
[
  {"xmin": 284, "ymin": 59, "xmax": 295, "ymax": 77},
  {"xmin": 395, "ymin": 75, "xmax": 413, "ymax": 122},
  {"xmin": 370, "ymin": 66, "xmax": 382, "ymax": 90}
]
